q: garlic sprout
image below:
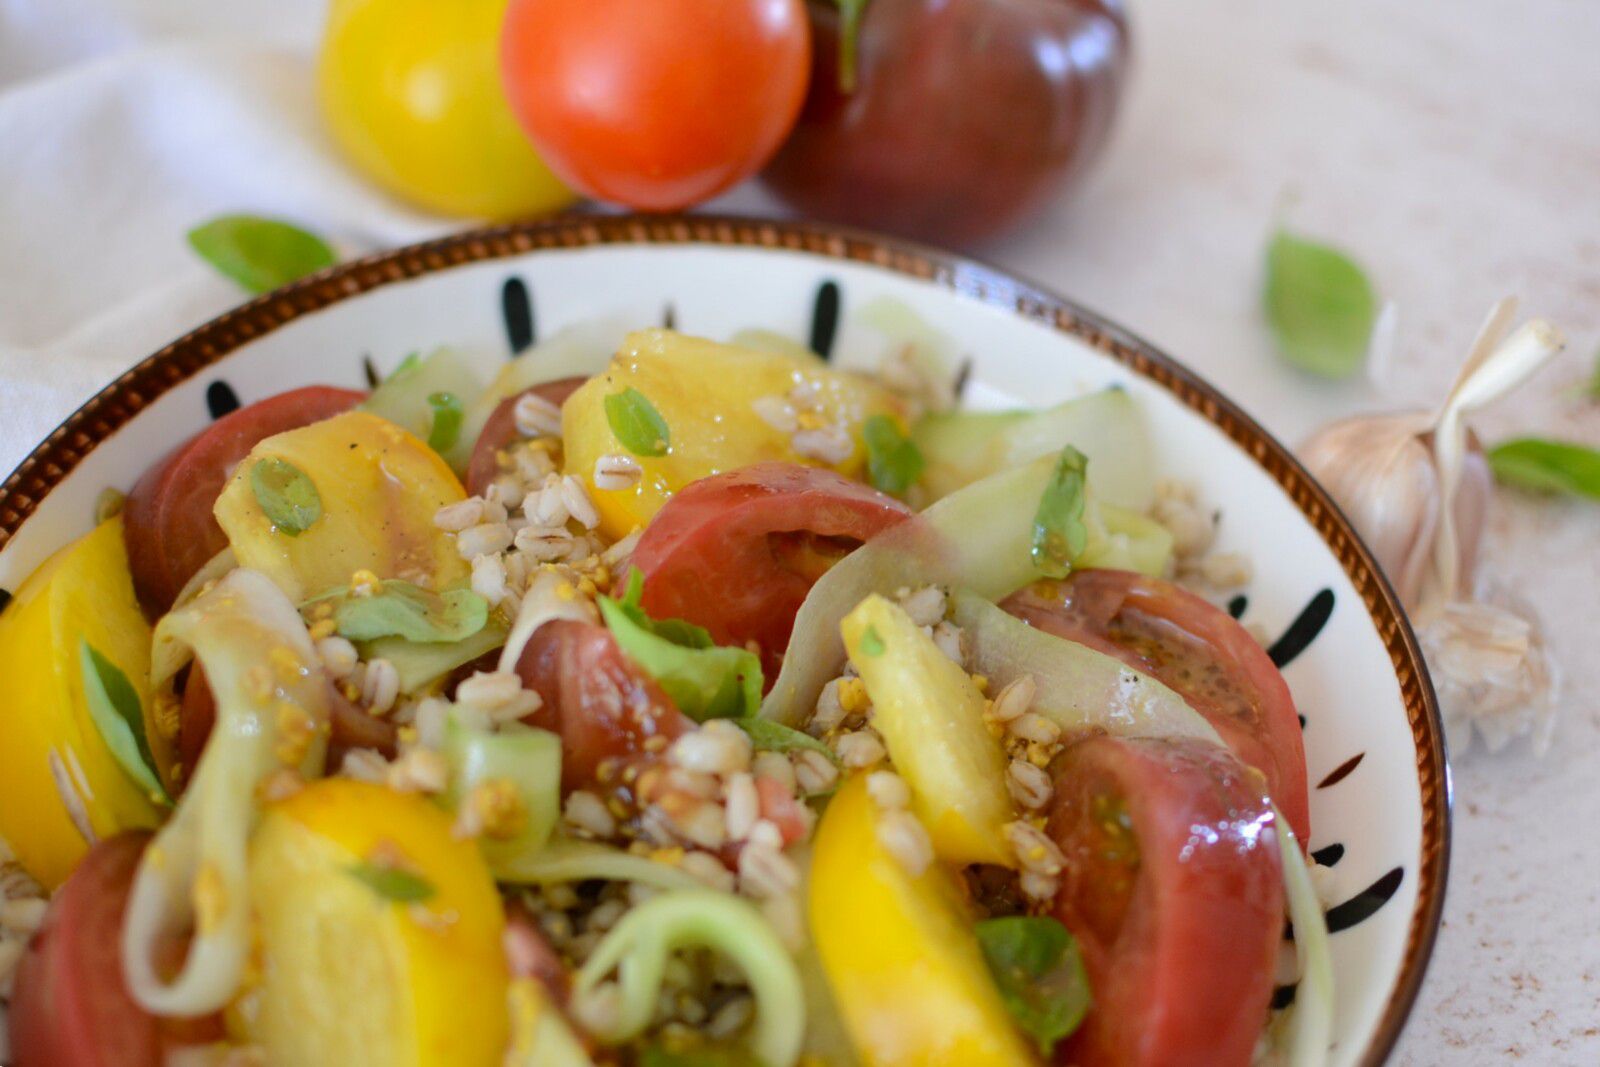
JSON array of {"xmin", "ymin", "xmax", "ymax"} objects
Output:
[
  {"xmin": 1301, "ymin": 299, "xmax": 1567, "ymax": 755},
  {"xmin": 123, "ymin": 569, "xmax": 330, "ymax": 1016},
  {"xmin": 571, "ymin": 889, "xmax": 805, "ymax": 1067}
]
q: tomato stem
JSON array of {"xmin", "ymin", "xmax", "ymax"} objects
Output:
[{"xmin": 834, "ymin": 0, "xmax": 867, "ymax": 93}]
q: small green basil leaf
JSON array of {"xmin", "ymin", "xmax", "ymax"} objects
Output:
[
  {"xmin": 862, "ymin": 414, "xmax": 926, "ymax": 495},
  {"xmin": 426, "ymin": 391, "xmax": 464, "ymax": 453},
  {"xmin": 79, "ymin": 641, "xmax": 168, "ymax": 803},
  {"xmin": 346, "ymin": 863, "xmax": 435, "ymax": 903},
  {"xmin": 975, "ymin": 915, "xmax": 1092, "ymax": 1055},
  {"xmin": 311, "ymin": 580, "xmax": 489, "ymax": 644},
  {"xmin": 858, "ymin": 624, "xmax": 886, "ymax": 657},
  {"xmin": 186, "ymin": 215, "xmax": 336, "ymax": 295},
  {"xmin": 1031, "ymin": 446, "xmax": 1089, "ymax": 579},
  {"xmin": 605, "ymin": 387, "xmax": 670, "ymax": 457},
  {"xmin": 250, "ymin": 457, "xmax": 322, "ymax": 536},
  {"xmin": 1263, "ymin": 229, "xmax": 1377, "ymax": 379},
  {"xmin": 732, "ymin": 718, "xmax": 842, "ymax": 766},
  {"xmin": 1487, "ymin": 438, "xmax": 1600, "ymax": 500},
  {"xmin": 599, "ymin": 573, "xmax": 762, "ymax": 721},
  {"xmin": 833, "ymin": 0, "xmax": 868, "ymax": 92}
]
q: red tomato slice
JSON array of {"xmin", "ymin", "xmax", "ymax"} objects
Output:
[
  {"xmin": 514, "ymin": 618, "xmax": 693, "ymax": 794},
  {"xmin": 9, "ymin": 832, "xmax": 223, "ymax": 1067},
  {"xmin": 1002, "ymin": 570, "xmax": 1310, "ymax": 844},
  {"xmin": 1047, "ymin": 735, "xmax": 1284, "ymax": 1067},
  {"xmin": 177, "ymin": 666, "xmax": 397, "ymax": 785},
  {"xmin": 123, "ymin": 386, "xmax": 364, "ymax": 618},
  {"xmin": 464, "ymin": 377, "xmax": 587, "ymax": 497},
  {"xmin": 629, "ymin": 463, "xmax": 912, "ymax": 681}
]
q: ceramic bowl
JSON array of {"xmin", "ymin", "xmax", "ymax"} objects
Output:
[{"xmin": 0, "ymin": 215, "xmax": 1447, "ymax": 1065}]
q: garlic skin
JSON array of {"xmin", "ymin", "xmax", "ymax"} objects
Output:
[
  {"xmin": 1300, "ymin": 413, "xmax": 1489, "ymax": 612},
  {"xmin": 1418, "ymin": 594, "xmax": 1558, "ymax": 756}
]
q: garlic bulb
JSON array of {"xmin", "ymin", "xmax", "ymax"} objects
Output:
[
  {"xmin": 1300, "ymin": 298, "xmax": 1567, "ymax": 756},
  {"xmin": 1301, "ymin": 413, "xmax": 1489, "ymax": 611}
]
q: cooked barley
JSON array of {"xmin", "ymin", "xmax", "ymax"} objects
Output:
[
  {"xmin": 876, "ymin": 809, "xmax": 933, "ymax": 876},
  {"xmin": 1006, "ymin": 759, "xmax": 1053, "ymax": 810},
  {"xmin": 593, "ymin": 454, "xmax": 644, "ymax": 491}
]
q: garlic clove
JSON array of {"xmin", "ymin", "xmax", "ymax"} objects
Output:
[
  {"xmin": 1300, "ymin": 411, "xmax": 1442, "ymax": 610},
  {"xmin": 1418, "ymin": 595, "xmax": 1558, "ymax": 756}
]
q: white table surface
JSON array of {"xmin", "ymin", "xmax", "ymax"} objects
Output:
[{"xmin": 4, "ymin": 0, "xmax": 1598, "ymax": 1063}]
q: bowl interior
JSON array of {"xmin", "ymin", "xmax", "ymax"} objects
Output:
[{"xmin": 0, "ymin": 221, "xmax": 1445, "ymax": 1066}]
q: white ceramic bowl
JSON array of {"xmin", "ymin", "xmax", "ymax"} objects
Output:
[{"xmin": 0, "ymin": 215, "xmax": 1447, "ymax": 1066}]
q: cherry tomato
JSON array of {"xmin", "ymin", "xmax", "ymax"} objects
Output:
[
  {"xmin": 514, "ymin": 619, "xmax": 693, "ymax": 793},
  {"xmin": 1047, "ymin": 735, "xmax": 1283, "ymax": 1067},
  {"xmin": 465, "ymin": 376, "xmax": 587, "ymax": 497},
  {"xmin": 1002, "ymin": 569, "xmax": 1310, "ymax": 844},
  {"xmin": 628, "ymin": 463, "xmax": 912, "ymax": 681},
  {"xmin": 761, "ymin": 0, "xmax": 1128, "ymax": 247},
  {"xmin": 9, "ymin": 832, "xmax": 223, "ymax": 1067},
  {"xmin": 177, "ymin": 666, "xmax": 396, "ymax": 786},
  {"xmin": 500, "ymin": 0, "xmax": 811, "ymax": 210},
  {"xmin": 122, "ymin": 386, "xmax": 364, "ymax": 618}
]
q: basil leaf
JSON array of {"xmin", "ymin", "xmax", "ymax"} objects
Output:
[
  {"xmin": 311, "ymin": 580, "xmax": 490, "ymax": 644},
  {"xmin": 834, "ymin": 0, "xmax": 868, "ymax": 92},
  {"xmin": 858, "ymin": 624, "xmax": 885, "ymax": 657},
  {"xmin": 863, "ymin": 414, "xmax": 925, "ymax": 495},
  {"xmin": 975, "ymin": 915, "xmax": 1092, "ymax": 1054},
  {"xmin": 1487, "ymin": 438, "xmax": 1600, "ymax": 500},
  {"xmin": 347, "ymin": 863, "xmax": 435, "ymax": 903},
  {"xmin": 605, "ymin": 387, "xmax": 670, "ymax": 457},
  {"xmin": 1031, "ymin": 446, "xmax": 1088, "ymax": 579},
  {"xmin": 250, "ymin": 457, "xmax": 322, "ymax": 536},
  {"xmin": 733, "ymin": 718, "xmax": 841, "ymax": 766},
  {"xmin": 1263, "ymin": 229, "xmax": 1377, "ymax": 379},
  {"xmin": 599, "ymin": 572, "xmax": 762, "ymax": 721},
  {"xmin": 426, "ymin": 391, "xmax": 464, "ymax": 453},
  {"xmin": 187, "ymin": 215, "xmax": 336, "ymax": 295},
  {"xmin": 79, "ymin": 642, "xmax": 168, "ymax": 802}
]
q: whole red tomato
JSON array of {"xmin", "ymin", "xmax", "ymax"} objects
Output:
[
  {"xmin": 762, "ymin": 0, "xmax": 1130, "ymax": 247},
  {"xmin": 500, "ymin": 0, "xmax": 811, "ymax": 210}
]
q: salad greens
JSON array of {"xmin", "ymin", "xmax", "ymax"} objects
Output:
[
  {"xmin": 1486, "ymin": 437, "xmax": 1600, "ymax": 500},
  {"xmin": 1030, "ymin": 446, "xmax": 1089, "ymax": 578},
  {"xmin": 309, "ymin": 580, "xmax": 489, "ymax": 645},
  {"xmin": 250, "ymin": 457, "xmax": 322, "ymax": 536},
  {"xmin": 605, "ymin": 387, "xmax": 671, "ymax": 457},
  {"xmin": 79, "ymin": 641, "xmax": 167, "ymax": 802},
  {"xmin": 974, "ymin": 916, "xmax": 1092, "ymax": 1054},
  {"xmin": 862, "ymin": 414, "xmax": 925, "ymax": 495},
  {"xmin": 598, "ymin": 571, "xmax": 762, "ymax": 721},
  {"xmin": 346, "ymin": 863, "xmax": 436, "ymax": 904}
]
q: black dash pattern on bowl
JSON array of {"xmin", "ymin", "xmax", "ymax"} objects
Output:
[
  {"xmin": 502, "ymin": 276, "xmax": 535, "ymax": 355},
  {"xmin": 1312, "ymin": 843, "xmax": 1346, "ymax": 868},
  {"xmin": 1228, "ymin": 595, "xmax": 1248, "ymax": 619},
  {"xmin": 1325, "ymin": 867, "xmax": 1405, "ymax": 934},
  {"xmin": 0, "ymin": 587, "xmax": 11, "ymax": 617},
  {"xmin": 1317, "ymin": 753, "xmax": 1365, "ymax": 789},
  {"xmin": 362, "ymin": 354, "xmax": 381, "ymax": 389},
  {"xmin": 661, "ymin": 303, "xmax": 676, "ymax": 330},
  {"xmin": 1268, "ymin": 588, "xmax": 1335, "ymax": 668},
  {"xmin": 1271, "ymin": 984, "xmax": 1298, "ymax": 1010},
  {"xmin": 809, "ymin": 279, "xmax": 840, "ymax": 359},
  {"xmin": 205, "ymin": 380, "xmax": 240, "ymax": 419}
]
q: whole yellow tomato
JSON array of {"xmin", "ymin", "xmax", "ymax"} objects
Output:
[{"xmin": 319, "ymin": 0, "xmax": 576, "ymax": 220}]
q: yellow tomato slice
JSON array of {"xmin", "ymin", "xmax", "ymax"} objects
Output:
[
  {"xmin": 214, "ymin": 411, "xmax": 470, "ymax": 602},
  {"xmin": 248, "ymin": 778, "xmax": 510, "ymax": 1066},
  {"xmin": 0, "ymin": 518, "xmax": 164, "ymax": 888},
  {"xmin": 562, "ymin": 329, "xmax": 905, "ymax": 540},
  {"xmin": 841, "ymin": 594, "xmax": 1015, "ymax": 867},
  {"xmin": 809, "ymin": 776, "xmax": 1035, "ymax": 1067}
]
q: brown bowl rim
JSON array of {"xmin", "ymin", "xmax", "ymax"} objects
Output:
[{"xmin": 0, "ymin": 212, "xmax": 1448, "ymax": 1065}]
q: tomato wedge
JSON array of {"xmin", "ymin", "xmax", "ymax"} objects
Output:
[
  {"xmin": 628, "ymin": 463, "xmax": 912, "ymax": 680},
  {"xmin": 514, "ymin": 619, "xmax": 693, "ymax": 794},
  {"xmin": 465, "ymin": 377, "xmax": 587, "ymax": 497},
  {"xmin": 1002, "ymin": 570, "xmax": 1309, "ymax": 844},
  {"xmin": 1046, "ymin": 735, "xmax": 1283, "ymax": 1067},
  {"xmin": 9, "ymin": 832, "xmax": 222, "ymax": 1067},
  {"xmin": 122, "ymin": 385, "xmax": 364, "ymax": 618}
]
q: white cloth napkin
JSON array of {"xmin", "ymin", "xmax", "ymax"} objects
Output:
[{"xmin": 0, "ymin": 0, "xmax": 462, "ymax": 473}]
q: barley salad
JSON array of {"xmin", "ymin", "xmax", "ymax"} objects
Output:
[{"xmin": 0, "ymin": 302, "xmax": 1333, "ymax": 1066}]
